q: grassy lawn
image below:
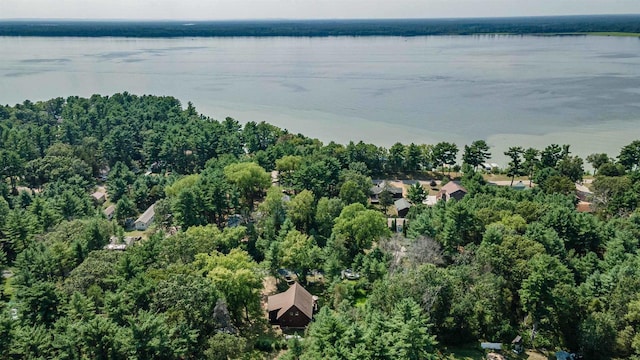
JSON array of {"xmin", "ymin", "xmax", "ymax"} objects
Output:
[
  {"xmin": 3, "ymin": 270, "xmax": 16, "ymax": 300},
  {"xmin": 123, "ymin": 229, "xmax": 153, "ymax": 240},
  {"xmin": 354, "ymin": 288, "xmax": 368, "ymax": 308}
]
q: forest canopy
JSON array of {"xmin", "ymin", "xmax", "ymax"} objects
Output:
[{"xmin": 0, "ymin": 93, "xmax": 640, "ymax": 359}]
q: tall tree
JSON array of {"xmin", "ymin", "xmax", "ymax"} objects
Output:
[
  {"xmin": 504, "ymin": 146, "xmax": 525, "ymax": 186},
  {"xmin": 287, "ymin": 190, "xmax": 316, "ymax": 232},
  {"xmin": 519, "ymin": 254, "xmax": 575, "ymax": 348},
  {"xmin": 432, "ymin": 142, "xmax": 458, "ymax": 176},
  {"xmin": 407, "ymin": 182, "xmax": 427, "ymax": 204},
  {"xmin": 586, "ymin": 153, "xmax": 611, "ymax": 175},
  {"xmin": 223, "ymin": 162, "xmax": 270, "ymax": 211},
  {"xmin": 339, "ymin": 180, "xmax": 368, "ymax": 207},
  {"xmin": 194, "ymin": 249, "xmax": 263, "ymax": 325},
  {"xmin": 0, "ymin": 149, "xmax": 24, "ymax": 192},
  {"xmin": 523, "ymin": 147, "xmax": 540, "ymax": 187},
  {"xmin": 462, "ymin": 140, "xmax": 491, "ymax": 170},
  {"xmin": 557, "ymin": 155, "xmax": 584, "ymax": 183},
  {"xmin": 618, "ymin": 140, "xmax": 640, "ymax": 171},
  {"xmin": 388, "ymin": 142, "xmax": 406, "ymax": 173},
  {"xmin": 331, "ymin": 203, "xmax": 390, "ymax": 262},
  {"xmin": 404, "ymin": 143, "xmax": 424, "ymax": 173},
  {"xmin": 278, "ymin": 229, "xmax": 321, "ymax": 284},
  {"xmin": 388, "ymin": 298, "xmax": 438, "ymax": 360},
  {"xmin": 540, "ymin": 144, "xmax": 564, "ymax": 169}
]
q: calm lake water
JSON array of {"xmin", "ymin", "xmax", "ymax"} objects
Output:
[{"xmin": 1, "ymin": 35, "xmax": 639, "ymax": 165}]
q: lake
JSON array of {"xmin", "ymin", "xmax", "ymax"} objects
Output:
[{"xmin": 1, "ymin": 35, "xmax": 639, "ymax": 166}]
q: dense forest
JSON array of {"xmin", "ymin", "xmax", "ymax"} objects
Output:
[
  {"xmin": 1, "ymin": 15, "xmax": 640, "ymax": 38},
  {"xmin": 1, "ymin": 93, "xmax": 640, "ymax": 359}
]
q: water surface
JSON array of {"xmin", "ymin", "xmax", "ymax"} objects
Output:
[{"xmin": 1, "ymin": 35, "xmax": 639, "ymax": 164}]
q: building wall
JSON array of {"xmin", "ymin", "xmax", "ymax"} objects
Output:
[
  {"xmin": 276, "ymin": 305, "xmax": 311, "ymax": 329},
  {"xmin": 135, "ymin": 217, "xmax": 153, "ymax": 231},
  {"xmin": 450, "ymin": 190, "xmax": 466, "ymax": 201}
]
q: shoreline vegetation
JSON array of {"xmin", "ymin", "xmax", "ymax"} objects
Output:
[{"xmin": 1, "ymin": 15, "xmax": 640, "ymax": 38}]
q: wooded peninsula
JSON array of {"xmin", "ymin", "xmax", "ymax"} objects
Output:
[{"xmin": 1, "ymin": 94, "xmax": 639, "ymax": 359}]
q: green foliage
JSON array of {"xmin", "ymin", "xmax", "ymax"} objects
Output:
[
  {"xmin": 194, "ymin": 249, "xmax": 263, "ymax": 325},
  {"xmin": 314, "ymin": 197, "xmax": 344, "ymax": 243},
  {"xmin": 519, "ymin": 254, "xmax": 576, "ymax": 348},
  {"xmin": 339, "ymin": 180, "xmax": 368, "ymax": 207},
  {"xmin": 407, "ymin": 182, "xmax": 427, "ymax": 204},
  {"xmin": 462, "ymin": 140, "xmax": 491, "ymax": 170},
  {"xmin": 278, "ymin": 229, "xmax": 321, "ymax": 283},
  {"xmin": 587, "ymin": 152, "xmax": 612, "ymax": 174},
  {"xmin": 224, "ymin": 162, "xmax": 270, "ymax": 211},
  {"xmin": 618, "ymin": 140, "xmax": 640, "ymax": 171},
  {"xmin": 504, "ymin": 146, "xmax": 525, "ymax": 186},
  {"xmin": 331, "ymin": 203, "xmax": 391, "ymax": 263},
  {"xmin": 432, "ymin": 142, "xmax": 458, "ymax": 173},
  {"xmin": 287, "ymin": 190, "xmax": 316, "ymax": 232},
  {"xmin": 1, "ymin": 94, "xmax": 639, "ymax": 358}
]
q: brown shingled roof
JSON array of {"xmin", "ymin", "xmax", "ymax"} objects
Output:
[
  {"xmin": 440, "ymin": 181, "xmax": 467, "ymax": 195},
  {"xmin": 268, "ymin": 282, "xmax": 314, "ymax": 320}
]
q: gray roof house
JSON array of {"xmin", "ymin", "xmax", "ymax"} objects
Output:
[
  {"xmin": 135, "ymin": 203, "xmax": 156, "ymax": 231},
  {"xmin": 370, "ymin": 181, "xmax": 404, "ymax": 204},
  {"xmin": 394, "ymin": 198, "xmax": 412, "ymax": 218}
]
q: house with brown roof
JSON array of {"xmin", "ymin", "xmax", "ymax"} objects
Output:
[
  {"xmin": 268, "ymin": 282, "xmax": 316, "ymax": 329},
  {"xmin": 104, "ymin": 205, "xmax": 116, "ymax": 221},
  {"xmin": 91, "ymin": 191, "xmax": 106, "ymax": 204},
  {"xmin": 437, "ymin": 181, "xmax": 467, "ymax": 201},
  {"xmin": 577, "ymin": 201, "xmax": 594, "ymax": 213}
]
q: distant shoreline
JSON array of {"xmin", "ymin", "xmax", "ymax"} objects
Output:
[{"xmin": 1, "ymin": 15, "xmax": 639, "ymax": 38}]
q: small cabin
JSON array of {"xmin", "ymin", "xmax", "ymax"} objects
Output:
[
  {"xmin": 394, "ymin": 198, "xmax": 412, "ymax": 218},
  {"xmin": 104, "ymin": 205, "xmax": 116, "ymax": 221},
  {"xmin": 91, "ymin": 191, "xmax": 106, "ymax": 204}
]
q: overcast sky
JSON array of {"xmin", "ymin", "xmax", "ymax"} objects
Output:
[{"xmin": 1, "ymin": 0, "xmax": 639, "ymax": 20}]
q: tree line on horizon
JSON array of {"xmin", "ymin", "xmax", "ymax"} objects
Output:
[
  {"xmin": 1, "ymin": 15, "xmax": 640, "ymax": 38},
  {"xmin": 0, "ymin": 93, "xmax": 640, "ymax": 359}
]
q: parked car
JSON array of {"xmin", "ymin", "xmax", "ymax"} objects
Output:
[
  {"xmin": 341, "ymin": 269, "xmax": 360, "ymax": 280},
  {"xmin": 277, "ymin": 269, "xmax": 296, "ymax": 285}
]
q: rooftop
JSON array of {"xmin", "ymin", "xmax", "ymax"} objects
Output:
[
  {"xmin": 394, "ymin": 198, "xmax": 411, "ymax": 211},
  {"xmin": 440, "ymin": 181, "xmax": 467, "ymax": 195},
  {"xmin": 268, "ymin": 282, "xmax": 314, "ymax": 320},
  {"xmin": 136, "ymin": 203, "xmax": 156, "ymax": 224}
]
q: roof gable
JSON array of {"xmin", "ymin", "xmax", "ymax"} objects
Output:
[
  {"xmin": 104, "ymin": 205, "xmax": 116, "ymax": 216},
  {"xmin": 394, "ymin": 198, "xmax": 411, "ymax": 211},
  {"xmin": 268, "ymin": 282, "xmax": 314, "ymax": 320},
  {"xmin": 440, "ymin": 181, "xmax": 467, "ymax": 195},
  {"xmin": 136, "ymin": 203, "xmax": 156, "ymax": 223}
]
